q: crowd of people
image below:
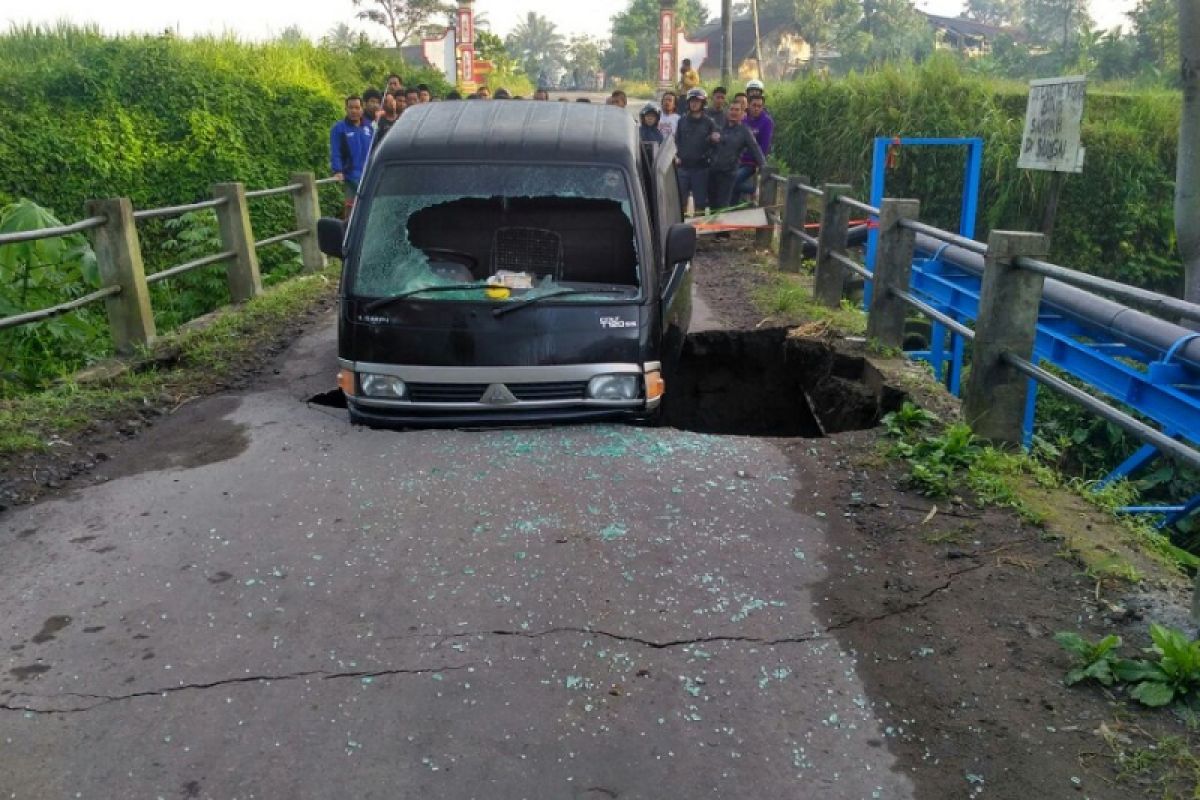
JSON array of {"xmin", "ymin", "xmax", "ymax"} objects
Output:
[
  {"xmin": 637, "ymin": 77, "xmax": 772, "ymax": 214},
  {"xmin": 330, "ymin": 70, "xmax": 774, "ymax": 218}
]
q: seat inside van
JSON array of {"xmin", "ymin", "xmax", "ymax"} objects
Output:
[{"xmin": 407, "ymin": 197, "xmax": 639, "ymax": 287}]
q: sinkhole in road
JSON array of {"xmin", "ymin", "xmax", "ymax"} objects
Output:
[
  {"xmin": 306, "ymin": 328, "xmax": 905, "ymax": 437},
  {"xmin": 662, "ymin": 328, "xmax": 906, "ymax": 438}
]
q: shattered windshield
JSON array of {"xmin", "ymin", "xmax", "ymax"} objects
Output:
[{"xmin": 352, "ymin": 164, "xmax": 641, "ymax": 302}]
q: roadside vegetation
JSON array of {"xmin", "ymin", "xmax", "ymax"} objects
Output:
[{"xmin": 0, "ymin": 264, "xmax": 338, "ymax": 458}]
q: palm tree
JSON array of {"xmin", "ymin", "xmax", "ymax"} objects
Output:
[{"xmin": 505, "ymin": 12, "xmax": 566, "ymax": 82}]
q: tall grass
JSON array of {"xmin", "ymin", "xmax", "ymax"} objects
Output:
[{"xmin": 768, "ymin": 55, "xmax": 1183, "ymax": 294}]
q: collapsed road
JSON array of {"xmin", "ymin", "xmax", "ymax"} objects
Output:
[{"xmin": 0, "ymin": 301, "xmax": 924, "ymax": 798}]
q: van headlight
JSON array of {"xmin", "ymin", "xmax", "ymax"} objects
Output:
[
  {"xmin": 587, "ymin": 374, "xmax": 640, "ymax": 401},
  {"xmin": 360, "ymin": 373, "xmax": 408, "ymax": 398}
]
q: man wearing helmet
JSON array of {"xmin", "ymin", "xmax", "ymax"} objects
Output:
[
  {"xmin": 639, "ymin": 103, "xmax": 664, "ymax": 144},
  {"xmin": 674, "ymin": 87, "xmax": 721, "ymax": 213}
]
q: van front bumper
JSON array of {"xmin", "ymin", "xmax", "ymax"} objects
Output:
[{"xmin": 338, "ymin": 361, "xmax": 661, "ymax": 427}]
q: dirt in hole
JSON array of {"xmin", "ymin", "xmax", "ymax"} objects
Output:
[{"xmin": 663, "ymin": 328, "xmax": 906, "ymax": 437}]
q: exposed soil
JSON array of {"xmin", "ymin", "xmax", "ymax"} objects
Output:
[{"xmin": 695, "ymin": 230, "xmax": 1200, "ymax": 799}]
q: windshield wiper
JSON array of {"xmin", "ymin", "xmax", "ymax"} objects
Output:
[
  {"xmin": 364, "ymin": 284, "xmax": 488, "ymax": 312},
  {"xmin": 493, "ymin": 288, "xmax": 632, "ymax": 318}
]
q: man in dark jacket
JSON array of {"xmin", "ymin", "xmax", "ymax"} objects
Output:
[
  {"xmin": 708, "ymin": 101, "xmax": 766, "ymax": 210},
  {"xmin": 734, "ymin": 94, "xmax": 775, "ymax": 203},
  {"xmin": 330, "ymin": 95, "xmax": 374, "ymax": 215},
  {"xmin": 674, "ymin": 88, "xmax": 720, "ymax": 213}
]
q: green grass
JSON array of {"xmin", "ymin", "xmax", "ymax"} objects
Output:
[
  {"xmin": 752, "ymin": 266, "xmax": 869, "ymax": 336},
  {"xmin": 0, "ymin": 265, "xmax": 337, "ymax": 457}
]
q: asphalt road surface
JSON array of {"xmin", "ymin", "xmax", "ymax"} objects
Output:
[{"xmin": 0, "ymin": 309, "xmax": 913, "ymax": 799}]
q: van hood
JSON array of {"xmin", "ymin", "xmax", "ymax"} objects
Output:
[{"xmin": 339, "ymin": 300, "xmax": 651, "ymax": 367}]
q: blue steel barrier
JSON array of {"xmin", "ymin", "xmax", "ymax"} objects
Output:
[{"xmin": 859, "ymin": 136, "xmax": 1200, "ymax": 526}]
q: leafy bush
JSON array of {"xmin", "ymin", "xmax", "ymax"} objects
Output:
[
  {"xmin": 0, "ymin": 200, "xmax": 105, "ymax": 394},
  {"xmin": 0, "ymin": 25, "xmax": 441, "ymax": 390}
]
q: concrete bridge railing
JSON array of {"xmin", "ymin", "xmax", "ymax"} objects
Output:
[
  {"xmin": 0, "ymin": 173, "xmax": 337, "ymax": 354},
  {"xmin": 755, "ymin": 166, "xmax": 1200, "ymax": 476}
]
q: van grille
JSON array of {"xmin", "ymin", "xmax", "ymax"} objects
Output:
[
  {"xmin": 508, "ymin": 381, "xmax": 588, "ymax": 401},
  {"xmin": 405, "ymin": 381, "xmax": 589, "ymax": 403},
  {"xmin": 407, "ymin": 383, "xmax": 490, "ymax": 403}
]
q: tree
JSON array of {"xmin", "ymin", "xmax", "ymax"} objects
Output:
[
  {"xmin": 1023, "ymin": 0, "xmax": 1092, "ymax": 52},
  {"xmin": 1178, "ymin": 0, "xmax": 1200, "ymax": 305},
  {"xmin": 963, "ymin": 0, "xmax": 1024, "ymax": 27},
  {"xmin": 568, "ymin": 35, "xmax": 605, "ymax": 86},
  {"xmin": 606, "ymin": 0, "xmax": 708, "ymax": 80},
  {"xmin": 1128, "ymin": 0, "xmax": 1179, "ymax": 77},
  {"xmin": 845, "ymin": 0, "xmax": 933, "ymax": 68},
  {"xmin": 505, "ymin": 12, "xmax": 567, "ymax": 84},
  {"xmin": 322, "ymin": 23, "xmax": 361, "ymax": 53},
  {"xmin": 790, "ymin": 0, "xmax": 862, "ymax": 71},
  {"xmin": 351, "ymin": 0, "xmax": 455, "ymax": 47},
  {"xmin": 276, "ymin": 25, "xmax": 309, "ymax": 45},
  {"xmin": 476, "ymin": 30, "xmax": 522, "ymax": 75}
]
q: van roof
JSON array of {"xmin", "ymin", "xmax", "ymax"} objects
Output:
[{"xmin": 377, "ymin": 100, "xmax": 639, "ymax": 169}]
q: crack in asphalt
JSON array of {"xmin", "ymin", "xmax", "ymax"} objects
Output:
[
  {"xmin": 2, "ymin": 565, "xmax": 985, "ymax": 716},
  {"xmin": 477, "ymin": 626, "xmax": 830, "ymax": 649},
  {"xmin": 0, "ymin": 662, "xmax": 478, "ymax": 716}
]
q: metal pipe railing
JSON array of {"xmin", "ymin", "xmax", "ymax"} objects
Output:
[
  {"xmin": 831, "ymin": 250, "xmax": 872, "ymax": 281},
  {"xmin": 837, "ymin": 196, "xmax": 880, "ymax": 216},
  {"xmin": 245, "ymin": 183, "xmax": 303, "ymax": 200},
  {"xmin": 890, "ymin": 288, "xmax": 976, "ymax": 341},
  {"xmin": 133, "ymin": 198, "xmax": 228, "ymax": 222},
  {"xmin": 254, "ymin": 229, "xmax": 308, "ymax": 249},
  {"xmin": 1004, "ymin": 352, "xmax": 1200, "ymax": 471},
  {"xmin": 145, "ymin": 251, "xmax": 235, "ymax": 285},
  {"xmin": 1014, "ymin": 256, "xmax": 1200, "ymax": 325},
  {"xmin": 0, "ymin": 285, "xmax": 121, "ymax": 331},
  {"xmin": 0, "ymin": 216, "xmax": 107, "ymax": 245},
  {"xmin": 899, "ymin": 218, "xmax": 989, "ymax": 256}
]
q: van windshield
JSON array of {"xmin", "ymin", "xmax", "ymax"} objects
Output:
[{"xmin": 352, "ymin": 164, "xmax": 641, "ymax": 302}]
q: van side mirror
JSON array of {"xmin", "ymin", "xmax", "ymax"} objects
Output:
[
  {"xmin": 665, "ymin": 223, "xmax": 696, "ymax": 266},
  {"xmin": 317, "ymin": 217, "xmax": 346, "ymax": 259}
]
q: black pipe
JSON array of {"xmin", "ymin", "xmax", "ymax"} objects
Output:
[{"xmin": 914, "ymin": 234, "xmax": 1200, "ymax": 376}]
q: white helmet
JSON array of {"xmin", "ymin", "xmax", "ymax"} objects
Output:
[{"xmin": 745, "ymin": 79, "xmax": 765, "ymax": 93}]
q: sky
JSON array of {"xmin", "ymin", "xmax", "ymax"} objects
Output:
[{"xmin": 3, "ymin": 1, "xmax": 1137, "ymax": 42}]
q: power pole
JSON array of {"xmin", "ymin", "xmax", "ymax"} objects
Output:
[{"xmin": 722, "ymin": 0, "xmax": 733, "ymax": 85}]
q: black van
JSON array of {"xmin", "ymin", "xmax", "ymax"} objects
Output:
[{"xmin": 318, "ymin": 101, "xmax": 695, "ymax": 426}]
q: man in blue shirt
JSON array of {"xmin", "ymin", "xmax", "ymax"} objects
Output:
[{"xmin": 330, "ymin": 95, "xmax": 374, "ymax": 215}]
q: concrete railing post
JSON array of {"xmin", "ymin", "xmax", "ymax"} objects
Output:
[
  {"xmin": 85, "ymin": 197, "xmax": 156, "ymax": 355},
  {"xmin": 290, "ymin": 172, "xmax": 327, "ymax": 274},
  {"xmin": 813, "ymin": 183, "xmax": 852, "ymax": 308},
  {"xmin": 755, "ymin": 166, "xmax": 779, "ymax": 250},
  {"xmin": 866, "ymin": 198, "xmax": 921, "ymax": 348},
  {"xmin": 212, "ymin": 182, "xmax": 262, "ymax": 303},
  {"xmin": 962, "ymin": 230, "xmax": 1050, "ymax": 446},
  {"xmin": 778, "ymin": 176, "xmax": 811, "ymax": 274}
]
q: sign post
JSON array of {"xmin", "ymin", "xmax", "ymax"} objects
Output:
[{"xmin": 1018, "ymin": 76, "xmax": 1087, "ymax": 240}]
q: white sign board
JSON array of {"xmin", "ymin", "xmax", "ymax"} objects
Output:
[{"xmin": 1018, "ymin": 76, "xmax": 1087, "ymax": 173}]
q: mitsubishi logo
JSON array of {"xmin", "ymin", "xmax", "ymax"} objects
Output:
[{"xmin": 480, "ymin": 383, "xmax": 518, "ymax": 405}]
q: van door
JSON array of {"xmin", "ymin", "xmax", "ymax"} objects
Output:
[{"xmin": 653, "ymin": 138, "xmax": 691, "ymax": 368}]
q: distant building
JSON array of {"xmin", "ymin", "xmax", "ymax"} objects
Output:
[
  {"xmin": 920, "ymin": 13, "xmax": 1026, "ymax": 58},
  {"xmin": 691, "ymin": 17, "xmax": 834, "ymax": 81}
]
